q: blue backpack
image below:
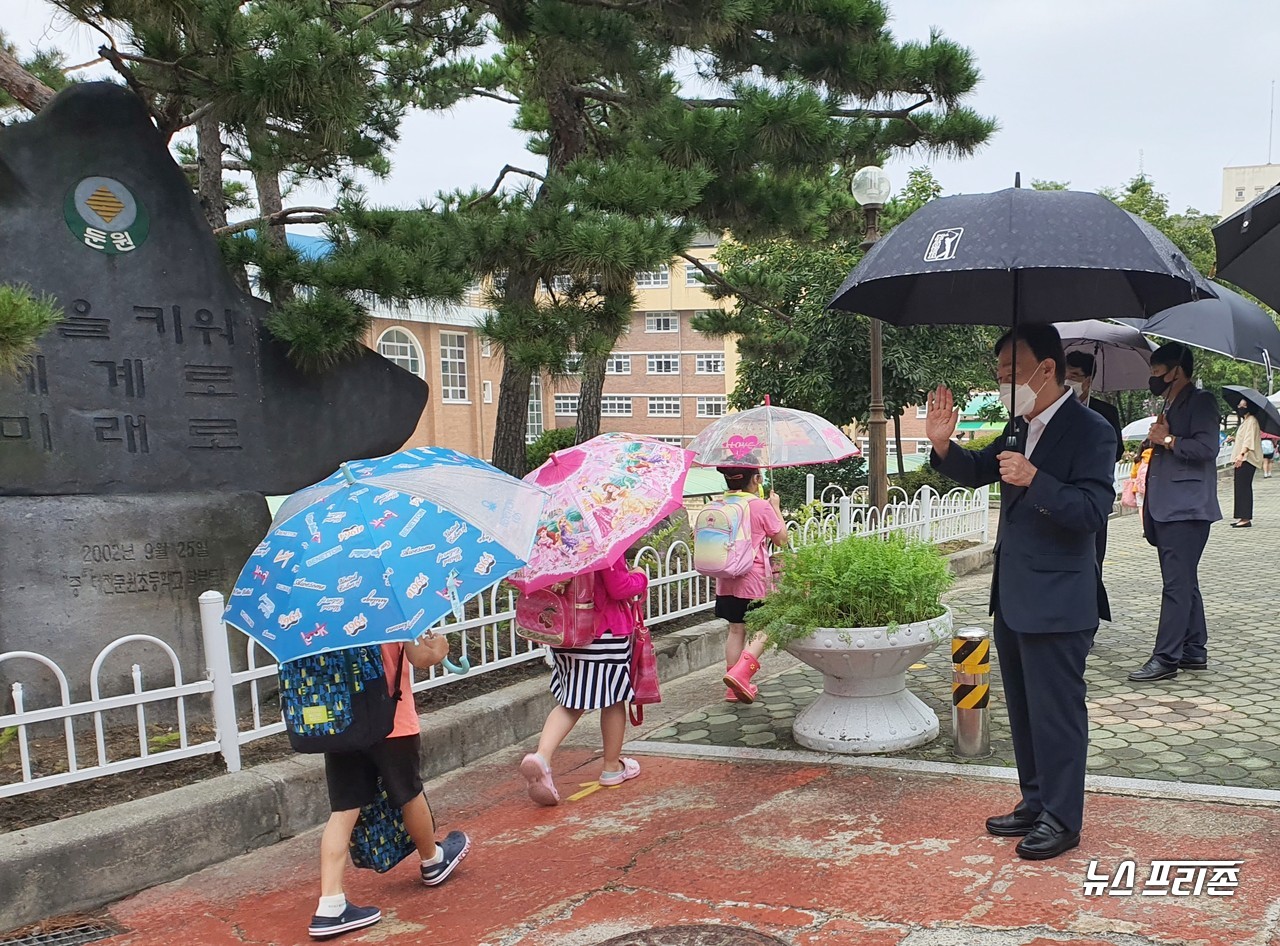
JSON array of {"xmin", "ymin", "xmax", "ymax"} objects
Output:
[{"xmin": 278, "ymin": 645, "xmax": 405, "ymax": 754}]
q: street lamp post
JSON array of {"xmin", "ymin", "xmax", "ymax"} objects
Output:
[{"xmin": 851, "ymin": 166, "xmax": 893, "ymax": 513}]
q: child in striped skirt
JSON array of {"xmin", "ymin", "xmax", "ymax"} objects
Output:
[{"xmin": 519, "ymin": 558, "xmax": 649, "ymax": 806}]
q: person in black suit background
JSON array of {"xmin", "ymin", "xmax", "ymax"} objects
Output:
[
  {"xmin": 1065, "ymin": 350, "xmax": 1125, "ymax": 570},
  {"xmin": 1128, "ymin": 342, "xmax": 1222, "ymax": 683},
  {"xmin": 927, "ymin": 325, "xmax": 1116, "ymax": 861}
]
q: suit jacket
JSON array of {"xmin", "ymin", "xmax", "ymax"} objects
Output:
[
  {"xmin": 933, "ymin": 395, "xmax": 1116, "ymax": 634},
  {"xmin": 1142, "ymin": 386, "xmax": 1223, "ymax": 527},
  {"xmin": 1088, "ymin": 397, "xmax": 1125, "ymax": 462}
]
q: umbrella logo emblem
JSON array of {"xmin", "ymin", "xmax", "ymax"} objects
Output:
[
  {"xmin": 924, "ymin": 228, "xmax": 964, "ymax": 262},
  {"xmin": 724, "ymin": 435, "xmax": 762, "ymax": 460}
]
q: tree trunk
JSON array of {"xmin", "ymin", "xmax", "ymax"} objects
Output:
[
  {"xmin": 252, "ymin": 166, "xmax": 286, "ymax": 246},
  {"xmin": 196, "ymin": 112, "xmax": 228, "ymax": 230},
  {"xmin": 0, "ymin": 48, "xmax": 55, "ymax": 113},
  {"xmin": 491, "ymin": 353, "xmax": 533, "ymax": 477},
  {"xmin": 892, "ymin": 412, "xmax": 905, "ymax": 474},
  {"xmin": 575, "ymin": 350, "xmax": 608, "ymax": 443}
]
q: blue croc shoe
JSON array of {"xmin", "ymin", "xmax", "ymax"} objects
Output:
[
  {"xmin": 308, "ymin": 902, "xmax": 381, "ymax": 939},
  {"xmin": 421, "ymin": 830, "xmax": 471, "ymax": 886}
]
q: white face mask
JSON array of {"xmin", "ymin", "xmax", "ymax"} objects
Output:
[
  {"xmin": 1066, "ymin": 379, "xmax": 1087, "ymax": 400},
  {"xmin": 999, "ymin": 370, "xmax": 1050, "ymax": 418}
]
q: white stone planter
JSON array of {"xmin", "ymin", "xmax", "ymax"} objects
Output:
[{"xmin": 783, "ymin": 607, "xmax": 953, "ymax": 754}]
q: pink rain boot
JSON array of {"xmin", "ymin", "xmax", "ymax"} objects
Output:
[
  {"xmin": 723, "ymin": 652, "xmax": 761, "ymax": 704},
  {"xmin": 723, "ymin": 663, "xmax": 740, "ymax": 702}
]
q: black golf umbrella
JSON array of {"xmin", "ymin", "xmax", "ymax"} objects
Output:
[
  {"xmin": 1224, "ymin": 385, "xmax": 1280, "ymax": 437},
  {"xmin": 829, "ymin": 188, "xmax": 1215, "ymax": 326},
  {"xmin": 1213, "ymin": 183, "xmax": 1280, "ymax": 309},
  {"xmin": 828, "ymin": 187, "xmax": 1214, "ymax": 450},
  {"xmin": 1133, "ymin": 282, "xmax": 1280, "ymax": 368}
]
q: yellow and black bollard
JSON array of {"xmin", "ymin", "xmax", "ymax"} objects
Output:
[{"xmin": 951, "ymin": 626, "xmax": 992, "ymax": 758}]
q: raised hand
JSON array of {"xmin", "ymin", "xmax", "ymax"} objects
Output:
[{"xmin": 925, "ymin": 385, "xmax": 960, "ymax": 452}]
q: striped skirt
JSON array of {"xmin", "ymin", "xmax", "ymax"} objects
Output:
[{"xmin": 549, "ymin": 633, "xmax": 634, "ymax": 710}]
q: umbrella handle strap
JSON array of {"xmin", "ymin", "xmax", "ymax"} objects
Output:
[{"xmin": 442, "ymin": 654, "xmax": 470, "ymax": 676}]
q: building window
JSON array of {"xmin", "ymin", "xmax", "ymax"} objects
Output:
[
  {"xmin": 1257, "ymin": 186, "xmax": 1266, "ymax": 195},
  {"xmin": 564, "ymin": 352, "xmax": 582, "ymax": 374},
  {"xmin": 439, "ymin": 332, "xmax": 469, "ymax": 401},
  {"xmin": 887, "ymin": 441, "xmax": 898, "ymax": 455},
  {"xmin": 685, "ymin": 261, "xmax": 719, "ymax": 287},
  {"xmin": 1237, "ymin": 187, "xmax": 1247, "ymax": 201},
  {"xmin": 601, "ymin": 396, "xmax": 632, "ymax": 417},
  {"xmin": 654, "ymin": 435, "xmax": 685, "ymax": 445},
  {"xmin": 648, "ymin": 396, "xmax": 681, "ymax": 417},
  {"xmin": 482, "ymin": 381, "xmax": 493, "ymax": 404},
  {"xmin": 695, "ymin": 353, "xmax": 725, "ymax": 375},
  {"xmin": 606, "ymin": 354, "xmax": 631, "ymax": 374},
  {"xmin": 916, "ymin": 441, "xmax": 931, "ymax": 454},
  {"xmin": 550, "ymin": 274, "xmax": 573, "ymax": 292},
  {"xmin": 526, "ymin": 374, "xmax": 543, "ymax": 443},
  {"xmin": 635, "ymin": 265, "xmax": 669, "ymax": 289},
  {"xmin": 916, "ymin": 405, "xmax": 928, "ymax": 419},
  {"xmin": 376, "ymin": 327, "xmax": 424, "ymax": 378},
  {"xmin": 645, "ymin": 312, "xmax": 679, "ymax": 333},
  {"xmin": 481, "ymin": 338, "xmax": 492, "ymax": 357},
  {"xmin": 554, "ymin": 393, "xmax": 579, "ymax": 417},
  {"xmin": 697, "ymin": 396, "xmax": 726, "ymax": 418},
  {"xmin": 647, "ymin": 354, "xmax": 680, "ymax": 374},
  {"xmin": 493, "ymin": 270, "xmax": 508, "ymax": 291}
]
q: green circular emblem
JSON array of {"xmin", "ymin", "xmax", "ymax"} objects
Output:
[{"xmin": 63, "ymin": 176, "xmax": 150, "ymax": 255}]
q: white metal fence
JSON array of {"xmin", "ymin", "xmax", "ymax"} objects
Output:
[{"xmin": 0, "ymin": 485, "xmax": 989, "ymax": 798}]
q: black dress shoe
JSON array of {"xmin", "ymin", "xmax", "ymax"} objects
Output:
[
  {"xmin": 986, "ymin": 807, "xmax": 1041, "ymax": 837},
  {"xmin": 1016, "ymin": 819, "xmax": 1080, "ymax": 860},
  {"xmin": 1127, "ymin": 657, "xmax": 1178, "ymax": 682},
  {"xmin": 1178, "ymin": 658, "xmax": 1209, "ymax": 671}
]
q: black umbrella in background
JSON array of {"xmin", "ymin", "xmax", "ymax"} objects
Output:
[
  {"xmin": 1224, "ymin": 385, "xmax": 1280, "ymax": 437},
  {"xmin": 1129, "ymin": 282, "xmax": 1280, "ymax": 369},
  {"xmin": 828, "ymin": 185, "xmax": 1215, "ymax": 450},
  {"xmin": 1213, "ymin": 183, "xmax": 1280, "ymax": 309}
]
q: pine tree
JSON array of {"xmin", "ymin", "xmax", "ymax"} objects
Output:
[{"xmin": 438, "ymin": 0, "xmax": 995, "ymax": 474}]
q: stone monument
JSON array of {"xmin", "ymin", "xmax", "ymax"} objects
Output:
[{"xmin": 0, "ymin": 83, "xmax": 429, "ymax": 711}]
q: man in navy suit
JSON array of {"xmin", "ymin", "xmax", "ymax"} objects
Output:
[
  {"xmin": 1129, "ymin": 342, "xmax": 1222, "ymax": 682},
  {"xmin": 927, "ymin": 325, "xmax": 1116, "ymax": 861},
  {"xmin": 1065, "ymin": 350, "xmax": 1125, "ymax": 572}
]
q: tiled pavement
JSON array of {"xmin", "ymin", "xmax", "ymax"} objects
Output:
[{"xmin": 646, "ymin": 475, "xmax": 1280, "ymax": 791}]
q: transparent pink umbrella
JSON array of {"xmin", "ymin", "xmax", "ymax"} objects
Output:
[
  {"xmin": 687, "ymin": 405, "xmax": 860, "ymax": 468},
  {"xmin": 508, "ymin": 433, "xmax": 694, "ymax": 593}
]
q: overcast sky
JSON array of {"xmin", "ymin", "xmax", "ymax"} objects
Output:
[{"xmin": 10, "ymin": 0, "xmax": 1280, "ymax": 218}]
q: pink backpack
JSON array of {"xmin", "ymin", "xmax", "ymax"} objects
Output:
[
  {"xmin": 514, "ymin": 575, "xmax": 598, "ymax": 648},
  {"xmin": 693, "ymin": 495, "xmax": 756, "ymax": 579}
]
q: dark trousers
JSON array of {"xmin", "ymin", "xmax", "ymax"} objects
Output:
[
  {"xmin": 1148, "ymin": 517, "xmax": 1210, "ymax": 666},
  {"xmin": 993, "ymin": 609, "xmax": 1094, "ymax": 834},
  {"xmin": 1234, "ymin": 462, "xmax": 1256, "ymax": 520},
  {"xmin": 1094, "ymin": 524, "xmax": 1108, "ymax": 572}
]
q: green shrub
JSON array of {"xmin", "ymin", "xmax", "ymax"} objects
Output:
[
  {"xmin": 889, "ymin": 465, "xmax": 954, "ymax": 497},
  {"xmin": 770, "ymin": 456, "xmax": 867, "ymax": 509},
  {"xmin": 526, "ymin": 427, "xmax": 578, "ymax": 469},
  {"xmin": 747, "ymin": 533, "xmax": 952, "ymax": 650},
  {"xmin": 0, "ymin": 284, "xmax": 62, "ymax": 378}
]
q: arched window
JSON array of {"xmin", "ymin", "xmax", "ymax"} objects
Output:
[{"xmin": 376, "ymin": 327, "xmax": 424, "ymax": 378}]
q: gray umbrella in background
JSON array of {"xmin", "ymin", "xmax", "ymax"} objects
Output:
[
  {"xmin": 1054, "ymin": 319, "xmax": 1155, "ymax": 392},
  {"xmin": 1213, "ymin": 184, "xmax": 1280, "ymax": 309},
  {"xmin": 1224, "ymin": 385, "xmax": 1280, "ymax": 436}
]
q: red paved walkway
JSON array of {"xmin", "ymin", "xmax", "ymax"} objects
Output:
[{"xmin": 106, "ymin": 750, "xmax": 1280, "ymax": 945}]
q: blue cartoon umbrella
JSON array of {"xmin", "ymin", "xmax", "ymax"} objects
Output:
[{"xmin": 224, "ymin": 447, "xmax": 549, "ymax": 665}]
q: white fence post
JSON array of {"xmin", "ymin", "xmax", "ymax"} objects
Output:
[
  {"xmin": 805, "ymin": 473, "xmax": 815, "ymax": 505},
  {"xmin": 838, "ymin": 495, "xmax": 851, "ymax": 539},
  {"xmin": 919, "ymin": 486, "xmax": 934, "ymax": 544},
  {"xmin": 199, "ymin": 590, "xmax": 242, "ymax": 774}
]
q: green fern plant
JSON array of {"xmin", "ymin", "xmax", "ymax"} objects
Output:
[
  {"xmin": 747, "ymin": 533, "xmax": 952, "ymax": 651},
  {"xmin": 0, "ymin": 284, "xmax": 62, "ymax": 378}
]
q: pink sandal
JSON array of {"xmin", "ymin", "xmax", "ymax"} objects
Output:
[
  {"xmin": 599, "ymin": 757, "xmax": 641, "ymax": 786},
  {"xmin": 519, "ymin": 753, "xmax": 560, "ymax": 807}
]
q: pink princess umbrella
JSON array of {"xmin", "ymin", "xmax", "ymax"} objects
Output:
[
  {"xmin": 687, "ymin": 405, "xmax": 861, "ymax": 468},
  {"xmin": 509, "ymin": 433, "xmax": 694, "ymax": 593}
]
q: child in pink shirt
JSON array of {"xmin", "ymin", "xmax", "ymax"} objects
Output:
[{"xmin": 717, "ymin": 467, "xmax": 789, "ymax": 703}]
